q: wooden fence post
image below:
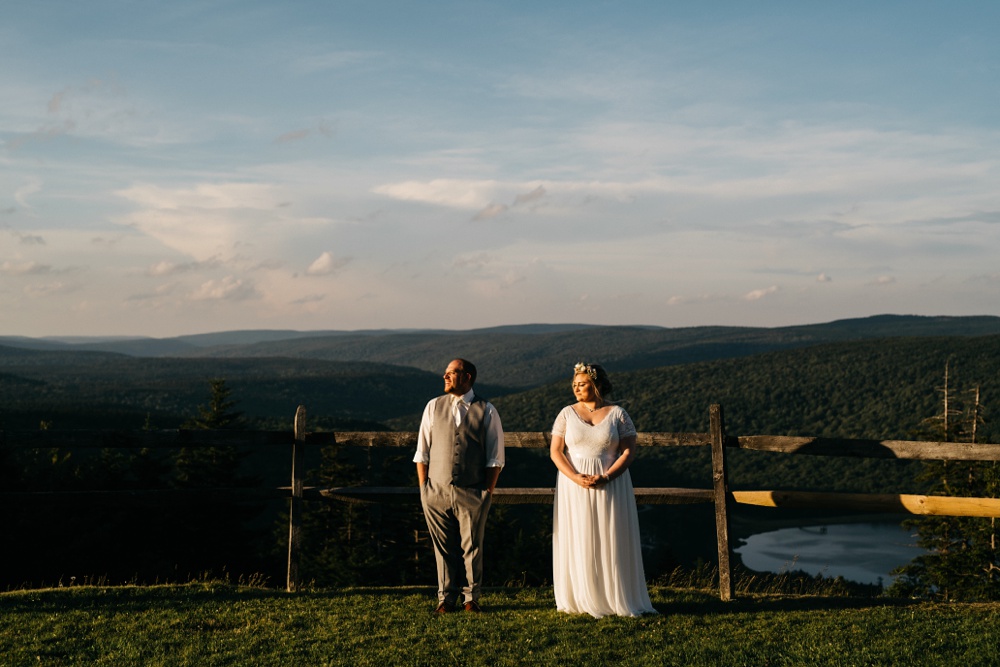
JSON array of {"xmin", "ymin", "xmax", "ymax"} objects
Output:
[
  {"xmin": 710, "ymin": 403, "xmax": 734, "ymax": 601},
  {"xmin": 287, "ymin": 405, "xmax": 306, "ymax": 592}
]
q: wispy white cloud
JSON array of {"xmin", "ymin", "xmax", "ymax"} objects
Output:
[
  {"xmin": 191, "ymin": 276, "xmax": 259, "ymax": 301},
  {"xmin": 146, "ymin": 258, "xmax": 221, "ymax": 276},
  {"xmin": 1, "ymin": 260, "xmax": 52, "ymax": 275},
  {"xmin": 291, "ymin": 293, "xmax": 326, "ymax": 305},
  {"xmin": 24, "ymin": 281, "xmax": 79, "ymax": 297},
  {"xmin": 473, "ymin": 203, "xmax": 508, "ymax": 221},
  {"xmin": 115, "ymin": 182, "xmax": 324, "ymax": 262},
  {"xmin": 8, "ymin": 230, "xmax": 46, "ymax": 245},
  {"xmin": 745, "ymin": 286, "xmax": 780, "ymax": 301},
  {"xmin": 668, "ymin": 293, "xmax": 729, "ymax": 306},
  {"xmin": 305, "ymin": 251, "xmax": 350, "ymax": 276},
  {"xmin": 373, "ymin": 179, "xmax": 501, "ymax": 209},
  {"xmin": 514, "ymin": 185, "xmax": 546, "ymax": 207},
  {"xmin": 870, "ymin": 276, "xmax": 896, "ymax": 287},
  {"xmin": 14, "ymin": 179, "xmax": 42, "ymax": 209}
]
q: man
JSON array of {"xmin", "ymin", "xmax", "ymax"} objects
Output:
[{"xmin": 414, "ymin": 358, "xmax": 504, "ymax": 613}]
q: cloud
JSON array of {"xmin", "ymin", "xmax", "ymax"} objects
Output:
[
  {"xmin": 115, "ymin": 182, "xmax": 293, "ymax": 261},
  {"xmin": 907, "ymin": 209, "xmax": 1000, "ymax": 228},
  {"xmin": 667, "ymin": 293, "xmax": 728, "ymax": 306},
  {"xmin": 24, "ymin": 281, "xmax": 79, "ymax": 297},
  {"xmin": 291, "ymin": 293, "xmax": 326, "ymax": 305},
  {"xmin": 470, "ymin": 184, "xmax": 547, "ymax": 219},
  {"xmin": 305, "ymin": 251, "xmax": 351, "ymax": 276},
  {"xmin": 190, "ymin": 276, "xmax": 259, "ymax": 301},
  {"xmin": 9, "ymin": 77, "xmax": 171, "ymax": 151},
  {"xmin": 147, "ymin": 258, "xmax": 221, "ymax": 276},
  {"xmin": 118, "ymin": 182, "xmax": 281, "ymax": 211},
  {"xmin": 373, "ymin": 179, "xmax": 501, "ymax": 209},
  {"xmin": 48, "ymin": 89, "xmax": 67, "ymax": 113},
  {"xmin": 499, "ymin": 271, "xmax": 526, "ymax": 288},
  {"xmin": 126, "ymin": 283, "xmax": 177, "ymax": 302},
  {"xmin": 15, "ymin": 179, "xmax": 42, "ymax": 209},
  {"xmin": 745, "ymin": 285, "xmax": 779, "ymax": 301},
  {"xmin": 5, "ymin": 121, "xmax": 75, "ymax": 150},
  {"xmin": 1, "ymin": 260, "xmax": 52, "ymax": 275},
  {"xmin": 452, "ymin": 253, "xmax": 496, "ymax": 271},
  {"xmin": 968, "ymin": 273, "xmax": 1000, "ymax": 284},
  {"xmin": 513, "ymin": 185, "xmax": 547, "ymax": 206},
  {"xmin": 473, "ymin": 203, "xmax": 508, "ymax": 220},
  {"xmin": 274, "ymin": 121, "xmax": 334, "ymax": 144},
  {"xmin": 870, "ymin": 275, "xmax": 896, "ymax": 286},
  {"xmin": 6, "ymin": 230, "xmax": 46, "ymax": 245}
]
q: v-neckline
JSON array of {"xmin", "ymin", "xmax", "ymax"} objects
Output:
[{"xmin": 571, "ymin": 405, "xmax": 611, "ymax": 428}]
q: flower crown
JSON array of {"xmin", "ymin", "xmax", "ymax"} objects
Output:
[{"xmin": 574, "ymin": 362, "xmax": 598, "ymax": 382}]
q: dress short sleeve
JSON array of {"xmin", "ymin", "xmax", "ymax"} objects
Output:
[
  {"xmin": 551, "ymin": 406, "xmax": 569, "ymax": 437},
  {"xmin": 615, "ymin": 407, "xmax": 637, "ymax": 439}
]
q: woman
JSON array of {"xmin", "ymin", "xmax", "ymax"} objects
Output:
[{"xmin": 549, "ymin": 362, "xmax": 656, "ymax": 618}]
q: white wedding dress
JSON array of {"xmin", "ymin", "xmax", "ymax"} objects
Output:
[{"xmin": 551, "ymin": 405, "xmax": 657, "ymax": 618}]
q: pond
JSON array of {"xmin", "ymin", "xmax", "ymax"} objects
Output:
[{"xmin": 733, "ymin": 520, "xmax": 927, "ymax": 585}]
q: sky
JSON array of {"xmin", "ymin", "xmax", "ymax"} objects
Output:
[{"xmin": 2, "ymin": 1, "xmax": 999, "ymax": 337}]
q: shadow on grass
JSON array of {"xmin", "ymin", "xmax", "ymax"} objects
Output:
[
  {"xmin": 0, "ymin": 581, "xmax": 924, "ymax": 618},
  {"xmin": 653, "ymin": 594, "xmax": 919, "ymax": 617}
]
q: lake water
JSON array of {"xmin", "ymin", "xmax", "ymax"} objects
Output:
[{"xmin": 734, "ymin": 521, "xmax": 927, "ymax": 585}]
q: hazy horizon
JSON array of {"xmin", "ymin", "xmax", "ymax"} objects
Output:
[{"xmin": 3, "ymin": 312, "xmax": 998, "ymax": 343}]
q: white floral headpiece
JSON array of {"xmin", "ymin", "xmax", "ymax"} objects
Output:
[{"xmin": 574, "ymin": 362, "xmax": 598, "ymax": 382}]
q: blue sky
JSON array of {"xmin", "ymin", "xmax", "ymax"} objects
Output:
[{"xmin": 2, "ymin": 1, "xmax": 999, "ymax": 336}]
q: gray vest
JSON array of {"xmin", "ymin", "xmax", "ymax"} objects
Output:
[{"xmin": 427, "ymin": 394, "xmax": 489, "ymax": 487}]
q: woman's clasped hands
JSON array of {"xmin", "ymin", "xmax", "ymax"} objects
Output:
[{"xmin": 574, "ymin": 473, "xmax": 609, "ymax": 489}]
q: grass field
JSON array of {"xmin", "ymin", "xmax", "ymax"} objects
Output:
[{"xmin": 2, "ymin": 582, "xmax": 999, "ymax": 666}]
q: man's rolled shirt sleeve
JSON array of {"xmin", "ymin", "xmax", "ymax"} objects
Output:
[
  {"xmin": 484, "ymin": 403, "xmax": 505, "ymax": 469},
  {"xmin": 413, "ymin": 399, "xmax": 435, "ymax": 465}
]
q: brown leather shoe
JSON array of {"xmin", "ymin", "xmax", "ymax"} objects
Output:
[
  {"xmin": 463, "ymin": 601, "xmax": 482, "ymax": 613},
  {"xmin": 434, "ymin": 601, "xmax": 455, "ymax": 614}
]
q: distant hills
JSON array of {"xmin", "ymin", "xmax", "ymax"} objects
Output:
[
  {"xmin": 4, "ymin": 314, "xmax": 1000, "ymax": 389},
  {"xmin": 3, "ymin": 314, "xmax": 1000, "ymax": 437}
]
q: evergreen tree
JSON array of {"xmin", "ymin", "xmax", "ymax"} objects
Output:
[
  {"xmin": 889, "ymin": 363, "xmax": 1000, "ymax": 600},
  {"xmin": 167, "ymin": 378, "xmax": 264, "ymax": 581},
  {"xmin": 185, "ymin": 378, "xmax": 244, "ymax": 430},
  {"xmin": 175, "ymin": 379, "xmax": 246, "ymax": 487}
]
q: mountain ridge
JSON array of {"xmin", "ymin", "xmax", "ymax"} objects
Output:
[{"xmin": 4, "ymin": 314, "xmax": 1000, "ymax": 389}]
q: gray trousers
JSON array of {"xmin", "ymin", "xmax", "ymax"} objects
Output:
[{"xmin": 420, "ymin": 478, "xmax": 492, "ymax": 604}]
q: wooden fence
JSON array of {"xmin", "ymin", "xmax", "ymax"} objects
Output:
[
  {"xmin": 291, "ymin": 404, "xmax": 1000, "ymax": 600},
  {"xmin": 5, "ymin": 403, "xmax": 1000, "ymax": 601}
]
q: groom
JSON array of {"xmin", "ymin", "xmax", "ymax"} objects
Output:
[{"xmin": 414, "ymin": 358, "xmax": 504, "ymax": 613}]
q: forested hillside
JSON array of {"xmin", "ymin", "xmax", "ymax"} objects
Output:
[
  {"xmin": 169, "ymin": 314, "xmax": 1000, "ymax": 388},
  {"xmin": 4, "ymin": 329, "xmax": 998, "ymax": 443},
  {"xmin": 495, "ymin": 334, "xmax": 1000, "ymax": 438},
  {"xmin": 5, "ymin": 314, "xmax": 1000, "ymax": 390},
  {"xmin": 490, "ymin": 334, "xmax": 1000, "ymax": 496},
  {"xmin": 0, "ymin": 348, "xmax": 443, "ymax": 430}
]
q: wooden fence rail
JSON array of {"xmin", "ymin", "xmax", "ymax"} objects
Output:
[
  {"xmin": 5, "ymin": 403, "xmax": 1000, "ymax": 600},
  {"xmin": 292, "ymin": 404, "xmax": 1000, "ymax": 600}
]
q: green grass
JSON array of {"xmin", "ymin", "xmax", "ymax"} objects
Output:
[{"xmin": 2, "ymin": 582, "xmax": 999, "ymax": 666}]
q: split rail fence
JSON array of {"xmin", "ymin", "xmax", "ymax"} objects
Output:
[{"xmin": 6, "ymin": 403, "xmax": 1000, "ymax": 601}]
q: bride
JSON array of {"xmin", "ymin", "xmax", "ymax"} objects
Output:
[{"xmin": 549, "ymin": 362, "xmax": 657, "ymax": 618}]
